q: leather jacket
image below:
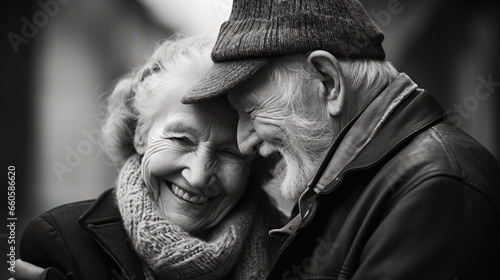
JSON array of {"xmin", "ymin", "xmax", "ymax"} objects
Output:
[{"xmin": 266, "ymin": 74, "xmax": 500, "ymax": 280}]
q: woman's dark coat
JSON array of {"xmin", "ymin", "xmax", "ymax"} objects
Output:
[{"xmin": 21, "ymin": 189, "xmax": 146, "ymax": 280}]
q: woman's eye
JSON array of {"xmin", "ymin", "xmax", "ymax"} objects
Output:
[{"xmin": 169, "ymin": 137, "xmax": 193, "ymax": 145}]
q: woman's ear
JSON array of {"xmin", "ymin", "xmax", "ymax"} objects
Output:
[
  {"xmin": 134, "ymin": 131, "xmax": 147, "ymax": 155},
  {"xmin": 307, "ymin": 50, "xmax": 346, "ymax": 117}
]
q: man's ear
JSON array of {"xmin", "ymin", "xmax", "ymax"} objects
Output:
[
  {"xmin": 307, "ymin": 50, "xmax": 346, "ymax": 117},
  {"xmin": 133, "ymin": 131, "xmax": 147, "ymax": 155}
]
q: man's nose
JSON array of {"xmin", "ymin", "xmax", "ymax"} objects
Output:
[{"xmin": 237, "ymin": 114, "xmax": 263, "ymax": 156}]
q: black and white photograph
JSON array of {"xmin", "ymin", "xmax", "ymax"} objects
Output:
[{"xmin": 2, "ymin": 0, "xmax": 500, "ymax": 279}]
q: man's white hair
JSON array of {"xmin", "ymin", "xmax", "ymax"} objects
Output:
[
  {"xmin": 339, "ymin": 59, "xmax": 399, "ymax": 116},
  {"xmin": 263, "ymin": 57, "xmax": 399, "ymax": 199},
  {"xmin": 272, "ymin": 56, "xmax": 399, "ymax": 117}
]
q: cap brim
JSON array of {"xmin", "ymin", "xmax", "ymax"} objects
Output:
[{"xmin": 182, "ymin": 58, "xmax": 271, "ymax": 104}]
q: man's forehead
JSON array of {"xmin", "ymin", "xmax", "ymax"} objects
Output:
[
  {"xmin": 227, "ymin": 90, "xmax": 261, "ymax": 112},
  {"xmin": 227, "ymin": 64, "xmax": 273, "ymax": 105},
  {"xmin": 227, "ymin": 75, "xmax": 271, "ymax": 110}
]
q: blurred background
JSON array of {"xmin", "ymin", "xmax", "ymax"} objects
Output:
[{"xmin": 1, "ymin": 0, "xmax": 500, "ymax": 277}]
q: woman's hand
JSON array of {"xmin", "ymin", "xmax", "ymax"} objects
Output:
[{"xmin": 9, "ymin": 259, "xmax": 67, "ymax": 280}]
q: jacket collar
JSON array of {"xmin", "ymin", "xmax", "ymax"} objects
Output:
[
  {"xmin": 314, "ymin": 73, "xmax": 419, "ymax": 192},
  {"xmin": 79, "ymin": 188, "xmax": 121, "ymax": 225},
  {"xmin": 312, "ymin": 73, "xmax": 445, "ymax": 194},
  {"xmin": 287, "ymin": 74, "xmax": 445, "ymax": 230},
  {"xmin": 79, "ymin": 189, "xmax": 145, "ymax": 280},
  {"xmin": 270, "ymin": 73, "xmax": 445, "ymax": 238}
]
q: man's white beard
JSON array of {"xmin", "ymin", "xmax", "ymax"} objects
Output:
[
  {"xmin": 259, "ymin": 113, "xmax": 336, "ymax": 200},
  {"xmin": 260, "ymin": 142, "xmax": 314, "ymax": 199}
]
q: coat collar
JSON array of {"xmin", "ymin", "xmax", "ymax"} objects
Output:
[
  {"xmin": 79, "ymin": 189, "xmax": 145, "ymax": 280},
  {"xmin": 271, "ymin": 74, "xmax": 445, "ymax": 237},
  {"xmin": 79, "ymin": 188, "xmax": 121, "ymax": 225},
  {"xmin": 312, "ymin": 73, "xmax": 445, "ymax": 194},
  {"xmin": 314, "ymin": 73, "xmax": 419, "ymax": 192}
]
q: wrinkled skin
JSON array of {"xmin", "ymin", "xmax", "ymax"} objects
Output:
[
  {"xmin": 139, "ymin": 99, "xmax": 252, "ymax": 234},
  {"xmin": 227, "ymin": 57, "xmax": 339, "ymax": 200}
]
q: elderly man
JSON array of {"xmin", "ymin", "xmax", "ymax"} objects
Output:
[{"xmin": 183, "ymin": 0, "xmax": 500, "ymax": 279}]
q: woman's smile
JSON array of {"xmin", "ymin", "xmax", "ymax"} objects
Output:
[
  {"xmin": 167, "ymin": 182, "xmax": 209, "ymax": 205},
  {"xmin": 141, "ymin": 104, "xmax": 251, "ymax": 233}
]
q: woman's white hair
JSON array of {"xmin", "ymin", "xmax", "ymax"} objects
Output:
[{"xmin": 101, "ymin": 35, "xmax": 215, "ymax": 163}]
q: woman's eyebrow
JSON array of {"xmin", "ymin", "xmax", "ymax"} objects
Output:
[{"xmin": 164, "ymin": 120, "xmax": 198, "ymax": 135}]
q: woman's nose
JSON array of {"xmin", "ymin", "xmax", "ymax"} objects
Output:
[
  {"xmin": 237, "ymin": 114, "xmax": 263, "ymax": 156},
  {"xmin": 182, "ymin": 152, "xmax": 214, "ymax": 190}
]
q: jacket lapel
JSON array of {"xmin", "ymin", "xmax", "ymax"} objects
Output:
[
  {"xmin": 280, "ymin": 78, "xmax": 445, "ymax": 234},
  {"xmin": 79, "ymin": 189, "xmax": 146, "ymax": 280},
  {"xmin": 321, "ymin": 89, "xmax": 445, "ymax": 193}
]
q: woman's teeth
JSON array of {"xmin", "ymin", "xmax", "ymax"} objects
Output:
[{"xmin": 170, "ymin": 184, "xmax": 208, "ymax": 204}]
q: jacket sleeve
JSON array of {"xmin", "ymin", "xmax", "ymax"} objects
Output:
[
  {"xmin": 352, "ymin": 176, "xmax": 500, "ymax": 280},
  {"xmin": 20, "ymin": 213, "xmax": 77, "ymax": 279}
]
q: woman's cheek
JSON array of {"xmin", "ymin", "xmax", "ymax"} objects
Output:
[
  {"xmin": 219, "ymin": 162, "xmax": 250, "ymax": 197},
  {"xmin": 145, "ymin": 147, "xmax": 185, "ymax": 176}
]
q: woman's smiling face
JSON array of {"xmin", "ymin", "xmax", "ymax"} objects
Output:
[{"xmin": 138, "ymin": 99, "xmax": 252, "ymax": 233}]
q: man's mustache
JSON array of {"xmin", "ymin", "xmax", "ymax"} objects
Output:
[{"xmin": 259, "ymin": 142, "xmax": 282, "ymax": 158}]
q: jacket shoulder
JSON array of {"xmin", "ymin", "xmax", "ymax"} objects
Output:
[
  {"xmin": 20, "ymin": 189, "xmax": 117, "ymax": 279},
  {"xmin": 386, "ymin": 120, "xmax": 500, "ymax": 212},
  {"xmin": 44, "ymin": 199, "xmax": 96, "ymax": 225},
  {"xmin": 411, "ymin": 121, "xmax": 497, "ymax": 180}
]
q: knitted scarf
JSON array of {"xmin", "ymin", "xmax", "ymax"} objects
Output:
[{"xmin": 116, "ymin": 155, "xmax": 283, "ymax": 280}]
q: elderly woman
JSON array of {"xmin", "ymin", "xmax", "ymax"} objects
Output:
[{"xmin": 18, "ymin": 36, "xmax": 284, "ymax": 280}]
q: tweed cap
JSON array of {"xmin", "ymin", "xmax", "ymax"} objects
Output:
[{"xmin": 182, "ymin": 0, "xmax": 385, "ymax": 104}]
